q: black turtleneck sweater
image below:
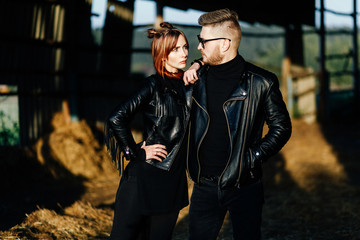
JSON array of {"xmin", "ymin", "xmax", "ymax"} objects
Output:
[{"xmin": 199, "ymin": 55, "xmax": 245, "ymax": 177}]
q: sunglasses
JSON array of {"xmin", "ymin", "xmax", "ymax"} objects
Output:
[{"xmin": 197, "ymin": 35, "xmax": 231, "ymax": 49}]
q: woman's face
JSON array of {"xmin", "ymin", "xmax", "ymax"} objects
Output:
[{"xmin": 165, "ymin": 34, "xmax": 188, "ymax": 73}]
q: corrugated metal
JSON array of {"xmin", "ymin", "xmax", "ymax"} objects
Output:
[{"xmin": 161, "ymin": 0, "xmax": 316, "ymax": 26}]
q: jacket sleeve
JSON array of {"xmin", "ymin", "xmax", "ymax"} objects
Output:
[
  {"xmin": 251, "ymin": 76, "xmax": 292, "ymax": 163},
  {"xmin": 104, "ymin": 78, "xmax": 155, "ymax": 170}
]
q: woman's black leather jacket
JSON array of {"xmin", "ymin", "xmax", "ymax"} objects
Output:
[
  {"xmin": 186, "ymin": 60, "xmax": 292, "ymax": 189},
  {"xmin": 105, "ymin": 74, "xmax": 192, "ymax": 173}
]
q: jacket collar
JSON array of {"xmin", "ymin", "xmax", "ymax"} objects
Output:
[
  {"xmin": 228, "ymin": 73, "xmax": 248, "ymax": 100},
  {"xmin": 195, "ymin": 57, "xmax": 249, "ymax": 104}
]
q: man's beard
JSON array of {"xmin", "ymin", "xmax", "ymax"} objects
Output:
[{"xmin": 202, "ymin": 45, "xmax": 223, "ymax": 65}]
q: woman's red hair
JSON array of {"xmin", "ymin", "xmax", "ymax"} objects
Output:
[{"xmin": 148, "ymin": 22, "xmax": 188, "ymax": 79}]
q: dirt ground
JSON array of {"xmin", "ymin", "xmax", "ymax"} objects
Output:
[{"xmin": 0, "ymin": 114, "xmax": 360, "ymax": 240}]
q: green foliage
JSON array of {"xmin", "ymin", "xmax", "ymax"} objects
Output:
[
  {"xmin": 0, "ymin": 110, "xmax": 20, "ymax": 146},
  {"xmin": 304, "ymin": 27, "xmax": 356, "ymax": 89}
]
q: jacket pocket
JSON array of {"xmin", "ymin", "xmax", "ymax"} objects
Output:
[{"xmin": 248, "ymin": 148, "xmax": 262, "ymax": 180}]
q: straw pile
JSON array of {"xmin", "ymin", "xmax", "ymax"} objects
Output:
[
  {"xmin": 35, "ymin": 112, "xmax": 118, "ymax": 179},
  {"xmin": 0, "ymin": 201, "xmax": 113, "ymax": 239},
  {"xmin": 1, "ymin": 117, "xmax": 360, "ymax": 239}
]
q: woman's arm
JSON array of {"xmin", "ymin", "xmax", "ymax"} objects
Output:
[
  {"xmin": 105, "ymin": 79, "xmax": 155, "ymax": 164},
  {"xmin": 183, "ymin": 59, "xmax": 203, "ymax": 85}
]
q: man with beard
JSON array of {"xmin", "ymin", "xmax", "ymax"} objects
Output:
[{"xmin": 183, "ymin": 8, "xmax": 292, "ymax": 240}]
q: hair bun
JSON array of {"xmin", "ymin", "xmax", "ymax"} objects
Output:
[
  {"xmin": 160, "ymin": 22, "xmax": 174, "ymax": 29},
  {"xmin": 147, "ymin": 22, "xmax": 176, "ymax": 39},
  {"xmin": 147, "ymin": 28, "xmax": 157, "ymax": 39}
]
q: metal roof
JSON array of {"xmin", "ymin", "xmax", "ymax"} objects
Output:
[{"xmin": 161, "ymin": 0, "xmax": 316, "ymax": 26}]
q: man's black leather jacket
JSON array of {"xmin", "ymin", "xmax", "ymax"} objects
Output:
[
  {"xmin": 186, "ymin": 60, "xmax": 292, "ymax": 189},
  {"xmin": 105, "ymin": 74, "xmax": 192, "ymax": 173}
]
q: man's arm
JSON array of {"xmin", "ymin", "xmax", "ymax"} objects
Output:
[{"xmin": 251, "ymin": 78, "xmax": 292, "ymax": 163}]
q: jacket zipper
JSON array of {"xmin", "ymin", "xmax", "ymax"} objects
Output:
[
  {"xmin": 218, "ymin": 96, "xmax": 246, "ymax": 186},
  {"xmin": 236, "ymin": 75, "xmax": 253, "ymax": 188},
  {"xmin": 145, "ymin": 118, "xmax": 161, "ymax": 143},
  {"xmin": 249, "ymin": 148, "xmax": 254, "ymax": 178},
  {"xmin": 167, "ymin": 104, "xmax": 191, "ymax": 170},
  {"xmin": 186, "ymin": 121, "xmax": 192, "ymax": 178},
  {"xmin": 193, "ymin": 97, "xmax": 210, "ymax": 183},
  {"xmin": 169, "ymin": 86, "xmax": 192, "ymax": 171}
]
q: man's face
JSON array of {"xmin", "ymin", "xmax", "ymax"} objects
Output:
[{"xmin": 197, "ymin": 26, "xmax": 224, "ymax": 65}]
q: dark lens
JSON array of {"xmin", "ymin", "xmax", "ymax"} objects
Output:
[{"xmin": 197, "ymin": 35, "xmax": 204, "ymax": 48}]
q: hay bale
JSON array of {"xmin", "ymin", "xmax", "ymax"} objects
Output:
[
  {"xmin": 35, "ymin": 112, "xmax": 117, "ymax": 179},
  {"xmin": 1, "ymin": 201, "xmax": 113, "ymax": 240}
]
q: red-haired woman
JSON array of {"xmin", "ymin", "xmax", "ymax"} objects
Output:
[{"xmin": 105, "ymin": 22, "xmax": 191, "ymax": 240}]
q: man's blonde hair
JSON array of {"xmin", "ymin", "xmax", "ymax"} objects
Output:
[{"xmin": 198, "ymin": 8, "xmax": 241, "ymax": 47}]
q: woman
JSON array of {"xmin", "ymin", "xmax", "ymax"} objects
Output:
[{"xmin": 105, "ymin": 22, "xmax": 191, "ymax": 240}]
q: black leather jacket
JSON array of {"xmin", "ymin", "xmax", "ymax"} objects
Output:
[
  {"xmin": 105, "ymin": 74, "xmax": 192, "ymax": 173},
  {"xmin": 186, "ymin": 60, "xmax": 292, "ymax": 189}
]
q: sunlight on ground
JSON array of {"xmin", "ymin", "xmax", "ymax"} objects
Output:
[{"xmin": 280, "ymin": 120, "xmax": 348, "ymax": 192}]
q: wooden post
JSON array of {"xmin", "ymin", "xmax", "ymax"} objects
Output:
[
  {"xmin": 285, "ymin": 24, "xmax": 304, "ymax": 66},
  {"xmin": 318, "ymin": 0, "xmax": 328, "ymax": 122},
  {"xmin": 62, "ymin": 100, "xmax": 71, "ymax": 125},
  {"xmin": 353, "ymin": 0, "xmax": 360, "ymax": 116},
  {"xmin": 101, "ymin": 0, "xmax": 134, "ymax": 76},
  {"xmin": 283, "ymin": 23, "xmax": 304, "ymax": 117},
  {"xmin": 281, "ymin": 57, "xmax": 291, "ymax": 106},
  {"xmin": 155, "ymin": 0, "xmax": 164, "ymax": 29}
]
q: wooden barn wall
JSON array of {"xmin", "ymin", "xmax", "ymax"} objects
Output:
[{"xmin": 0, "ymin": 0, "xmax": 138, "ymax": 146}]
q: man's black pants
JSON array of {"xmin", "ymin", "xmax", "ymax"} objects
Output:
[{"xmin": 189, "ymin": 177, "xmax": 264, "ymax": 240}]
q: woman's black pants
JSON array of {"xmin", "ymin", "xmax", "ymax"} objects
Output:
[{"xmin": 110, "ymin": 175, "xmax": 179, "ymax": 240}]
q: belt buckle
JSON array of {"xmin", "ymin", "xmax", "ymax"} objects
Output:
[{"xmin": 202, "ymin": 175, "xmax": 218, "ymax": 183}]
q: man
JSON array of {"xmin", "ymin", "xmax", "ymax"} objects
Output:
[{"xmin": 183, "ymin": 8, "xmax": 292, "ymax": 240}]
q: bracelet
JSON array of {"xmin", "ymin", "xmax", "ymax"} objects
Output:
[{"xmin": 191, "ymin": 59, "xmax": 203, "ymax": 67}]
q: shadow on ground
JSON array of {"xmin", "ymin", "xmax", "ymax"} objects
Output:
[
  {"xmin": 174, "ymin": 119, "xmax": 360, "ymax": 240},
  {"xmin": 0, "ymin": 145, "xmax": 86, "ymax": 231}
]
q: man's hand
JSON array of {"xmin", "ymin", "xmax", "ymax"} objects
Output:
[{"xmin": 183, "ymin": 62, "xmax": 201, "ymax": 85}]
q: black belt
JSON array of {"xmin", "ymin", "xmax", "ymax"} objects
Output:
[{"xmin": 200, "ymin": 175, "xmax": 219, "ymax": 183}]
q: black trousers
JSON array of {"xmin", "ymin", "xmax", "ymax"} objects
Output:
[
  {"xmin": 110, "ymin": 175, "xmax": 179, "ymax": 240},
  {"xmin": 189, "ymin": 177, "xmax": 264, "ymax": 240}
]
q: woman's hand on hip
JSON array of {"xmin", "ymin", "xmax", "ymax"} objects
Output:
[{"xmin": 141, "ymin": 142, "xmax": 167, "ymax": 162}]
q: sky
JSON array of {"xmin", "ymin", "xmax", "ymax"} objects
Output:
[{"xmin": 90, "ymin": 0, "xmax": 360, "ymax": 29}]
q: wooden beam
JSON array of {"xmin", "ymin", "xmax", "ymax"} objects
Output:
[
  {"xmin": 155, "ymin": 0, "xmax": 164, "ymax": 29},
  {"xmin": 353, "ymin": 0, "xmax": 360, "ymax": 115},
  {"xmin": 318, "ymin": 0, "xmax": 329, "ymax": 122}
]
